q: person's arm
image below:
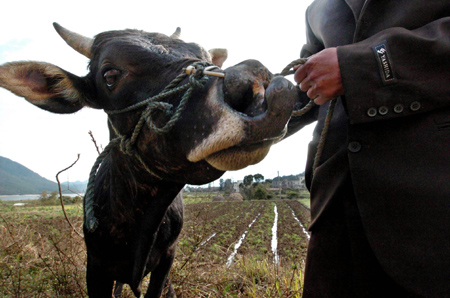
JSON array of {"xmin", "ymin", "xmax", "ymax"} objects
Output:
[
  {"xmin": 339, "ymin": 17, "xmax": 450, "ymax": 124},
  {"xmin": 295, "ymin": 16, "xmax": 450, "ymax": 125}
]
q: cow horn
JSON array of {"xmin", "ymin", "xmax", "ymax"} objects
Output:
[
  {"xmin": 53, "ymin": 22, "xmax": 93, "ymax": 58},
  {"xmin": 170, "ymin": 27, "xmax": 181, "ymax": 39}
]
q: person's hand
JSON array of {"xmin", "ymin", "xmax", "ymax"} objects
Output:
[{"xmin": 294, "ymin": 48, "xmax": 344, "ymax": 105}]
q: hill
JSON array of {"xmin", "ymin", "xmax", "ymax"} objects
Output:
[{"xmin": 0, "ymin": 156, "xmax": 59, "ymax": 195}]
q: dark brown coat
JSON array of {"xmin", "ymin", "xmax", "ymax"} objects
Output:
[{"xmin": 288, "ymin": 1, "xmax": 450, "ymax": 296}]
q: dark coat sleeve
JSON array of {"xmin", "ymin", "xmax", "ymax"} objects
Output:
[{"xmin": 338, "ymin": 17, "xmax": 450, "ymax": 124}]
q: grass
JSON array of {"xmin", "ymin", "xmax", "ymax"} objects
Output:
[
  {"xmin": 169, "ymin": 255, "xmax": 303, "ymax": 298},
  {"xmin": 0, "ymin": 209, "xmax": 86, "ymax": 297},
  {"xmin": 298, "ymin": 198, "xmax": 310, "ymax": 209}
]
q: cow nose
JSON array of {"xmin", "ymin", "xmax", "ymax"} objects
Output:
[
  {"xmin": 223, "ymin": 59, "xmax": 272, "ymax": 118},
  {"xmin": 222, "ymin": 59, "xmax": 298, "ymax": 143}
]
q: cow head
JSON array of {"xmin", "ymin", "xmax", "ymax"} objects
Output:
[{"xmin": 0, "ymin": 23, "xmax": 298, "ymax": 185}]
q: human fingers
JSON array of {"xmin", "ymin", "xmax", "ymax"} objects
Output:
[
  {"xmin": 314, "ymin": 91, "xmax": 338, "ymax": 105},
  {"xmin": 306, "ymin": 85, "xmax": 318, "ymax": 101},
  {"xmin": 294, "ymin": 64, "xmax": 307, "ymax": 84},
  {"xmin": 299, "ymin": 74, "xmax": 312, "ymax": 93},
  {"xmin": 313, "ymin": 95, "xmax": 328, "ymax": 105},
  {"xmin": 301, "ymin": 77, "xmax": 332, "ymax": 105}
]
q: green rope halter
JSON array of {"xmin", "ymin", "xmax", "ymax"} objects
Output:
[{"xmin": 84, "ymin": 61, "xmax": 216, "ymax": 232}]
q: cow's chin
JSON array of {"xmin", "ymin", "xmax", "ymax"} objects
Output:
[
  {"xmin": 203, "ymin": 126, "xmax": 287, "ymax": 171},
  {"xmin": 204, "ymin": 142, "xmax": 272, "ymax": 171}
]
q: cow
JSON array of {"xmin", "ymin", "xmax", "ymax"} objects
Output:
[{"xmin": 0, "ymin": 23, "xmax": 299, "ymax": 297}]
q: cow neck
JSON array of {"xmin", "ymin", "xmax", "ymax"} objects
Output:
[
  {"xmin": 107, "ymin": 148, "xmax": 184, "ymax": 211},
  {"xmin": 99, "ymin": 148, "xmax": 184, "ymax": 285}
]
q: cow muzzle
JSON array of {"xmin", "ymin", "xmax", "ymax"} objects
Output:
[{"xmin": 187, "ymin": 60, "xmax": 298, "ymax": 171}]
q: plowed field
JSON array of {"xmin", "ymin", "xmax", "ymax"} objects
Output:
[{"xmin": 171, "ymin": 199, "xmax": 311, "ymax": 297}]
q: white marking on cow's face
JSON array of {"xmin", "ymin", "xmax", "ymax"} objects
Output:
[
  {"xmin": 187, "ymin": 86, "xmax": 246, "ymax": 164},
  {"xmin": 186, "ymin": 83, "xmax": 277, "ymax": 171}
]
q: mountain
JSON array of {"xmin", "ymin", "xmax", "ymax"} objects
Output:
[{"xmin": 0, "ymin": 156, "xmax": 58, "ymax": 195}]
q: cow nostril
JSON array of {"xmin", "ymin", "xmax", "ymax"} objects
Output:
[
  {"xmin": 243, "ymin": 92, "xmax": 267, "ymax": 117},
  {"xmin": 223, "ymin": 61, "xmax": 272, "ymax": 118},
  {"xmin": 224, "ymin": 84, "xmax": 267, "ymax": 118}
]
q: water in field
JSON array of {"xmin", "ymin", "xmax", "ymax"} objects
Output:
[
  {"xmin": 0, "ymin": 194, "xmax": 41, "ymax": 201},
  {"xmin": 0, "ymin": 193, "xmax": 83, "ymax": 201},
  {"xmin": 197, "ymin": 233, "xmax": 217, "ymax": 251},
  {"xmin": 271, "ymin": 204, "xmax": 279, "ymax": 264},
  {"xmin": 288, "ymin": 205, "xmax": 310, "ymax": 240},
  {"xmin": 180, "ymin": 199, "xmax": 311, "ymax": 277},
  {"xmin": 226, "ymin": 212, "xmax": 261, "ymax": 267}
]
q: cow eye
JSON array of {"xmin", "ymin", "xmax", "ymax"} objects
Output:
[{"xmin": 103, "ymin": 69, "xmax": 122, "ymax": 88}]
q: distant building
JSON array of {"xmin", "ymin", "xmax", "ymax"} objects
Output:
[
  {"xmin": 272, "ymin": 174, "xmax": 305, "ymax": 190},
  {"xmin": 233, "ymin": 180, "xmax": 243, "ymax": 192}
]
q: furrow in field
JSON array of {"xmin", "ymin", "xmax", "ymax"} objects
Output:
[
  {"xmin": 286, "ymin": 204, "xmax": 310, "ymax": 240},
  {"xmin": 226, "ymin": 211, "xmax": 261, "ymax": 267},
  {"xmin": 284, "ymin": 200, "xmax": 311, "ymax": 229},
  {"xmin": 179, "ymin": 201, "xmax": 265, "ymax": 265},
  {"xmin": 273, "ymin": 201, "xmax": 310, "ymax": 264},
  {"xmin": 236, "ymin": 202, "xmax": 274, "ymax": 263},
  {"xmin": 177, "ymin": 200, "xmax": 311, "ymax": 270}
]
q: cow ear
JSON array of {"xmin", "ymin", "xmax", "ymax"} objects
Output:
[
  {"xmin": 0, "ymin": 61, "xmax": 86, "ymax": 114},
  {"xmin": 209, "ymin": 48, "xmax": 228, "ymax": 68}
]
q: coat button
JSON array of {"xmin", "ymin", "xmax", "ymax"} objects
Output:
[
  {"xmin": 367, "ymin": 107, "xmax": 377, "ymax": 117},
  {"xmin": 378, "ymin": 106, "xmax": 388, "ymax": 115},
  {"xmin": 394, "ymin": 104, "xmax": 404, "ymax": 113},
  {"xmin": 348, "ymin": 141, "xmax": 361, "ymax": 153},
  {"xmin": 410, "ymin": 101, "xmax": 421, "ymax": 111}
]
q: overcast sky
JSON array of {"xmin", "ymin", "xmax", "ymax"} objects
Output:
[{"xmin": 0, "ymin": 0, "xmax": 315, "ymax": 187}]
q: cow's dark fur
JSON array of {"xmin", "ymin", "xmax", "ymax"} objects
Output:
[
  {"xmin": 80, "ymin": 30, "xmax": 224, "ymax": 297},
  {"xmin": 0, "ymin": 24, "xmax": 299, "ymax": 298}
]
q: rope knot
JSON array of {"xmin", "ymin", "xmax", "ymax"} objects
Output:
[
  {"xmin": 144, "ymin": 101, "xmax": 174, "ymax": 134},
  {"xmin": 187, "ymin": 64, "xmax": 210, "ymax": 89},
  {"xmin": 119, "ymin": 137, "xmax": 135, "ymax": 156}
]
